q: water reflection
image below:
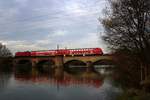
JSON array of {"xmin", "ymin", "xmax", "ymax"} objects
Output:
[
  {"xmin": 0, "ymin": 64, "xmax": 12, "ymax": 92},
  {"xmin": 0, "ymin": 72, "xmax": 11, "ymax": 92},
  {"xmin": 0, "ymin": 65, "xmax": 120, "ymax": 100},
  {"xmin": 14, "ymin": 66, "xmax": 103, "ymax": 88}
]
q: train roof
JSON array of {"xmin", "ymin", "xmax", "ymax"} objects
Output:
[{"xmin": 16, "ymin": 48, "xmax": 102, "ymax": 53}]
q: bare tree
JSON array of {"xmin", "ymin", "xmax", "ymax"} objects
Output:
[
  {"xmin": 0, "ymin": 43, "xmax": 12, "ymax": 57},
  {"xmin": 101, "ymin": 0, "xmax": 150, "ymax": 80}
]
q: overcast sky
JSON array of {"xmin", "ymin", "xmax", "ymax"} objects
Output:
[{"xmin": 0, "ymin": 0, "xmax": 108, "ymax": 53}]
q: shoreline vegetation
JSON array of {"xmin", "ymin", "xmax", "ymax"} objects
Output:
[
  {"xmin": 101, "ymin": 0, "xmax": 150, "ymax": 99},
  {"xmin": 0, "ymin": 43, "xmax": 13, "ymax": 72}
]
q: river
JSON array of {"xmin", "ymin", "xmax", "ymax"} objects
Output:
[{"xmin": 0, "ymin": 65, "xmax": 121, "ymax": 100}]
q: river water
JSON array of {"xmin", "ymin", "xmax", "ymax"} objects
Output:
[{"xmin": 0, "ymin": 66, "xmax": 121, "ymax": 100}]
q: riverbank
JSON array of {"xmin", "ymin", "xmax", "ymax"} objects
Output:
[
  {"xmin": 111, "ymin": 66, "xmax": 150, "ymax": 100},
  {"xmin": 117, "ymin": 88, "xmax": 150, "ymax": 100}
]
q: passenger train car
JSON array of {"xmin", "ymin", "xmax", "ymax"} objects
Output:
[{"xmin": 15, "ymin": 48, "xmax": 103, "ymax": 57}]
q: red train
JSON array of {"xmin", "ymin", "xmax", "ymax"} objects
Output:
[{"xmin": 15, "ymin": 48, "xmax": 103, "ymax": 57}]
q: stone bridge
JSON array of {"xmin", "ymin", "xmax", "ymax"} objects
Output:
[{"xmin": 13, "ymin": 54, "xmax": 114, "ymax": 68}]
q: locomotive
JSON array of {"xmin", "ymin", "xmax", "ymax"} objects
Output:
[{"xmin": 15, "ymin": 48, "xmax": 103, "ymax": 57}]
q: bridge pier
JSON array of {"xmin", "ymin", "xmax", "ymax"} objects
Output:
[
  {"xmin": 54, "ymin": 56, "xmax": 64, "ymax": 78},
  {"xmin": 13, "ymin": 60, "xmax": 17, "ymax": 67},
  {"xmin": 31, "ymin": 61, "xmax": 37, "ymax": 67},
  {"xmin": 54, "ymin": 56, "xmax": 64, "ymax": 68},
  {"xmin": 86, "ymin": 61, "xmax": 95, "ymax": 72}
]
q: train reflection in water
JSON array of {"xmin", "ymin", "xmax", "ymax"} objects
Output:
[{"xmin": 14, "ymin": 66, "xmax": 103, "ymax": 88}]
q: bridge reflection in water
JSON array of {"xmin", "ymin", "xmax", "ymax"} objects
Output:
[
  {"xmin": 0, "ymin": 63, "xmax": 120, "ymax": 100},
  {"xmin": 14, "ymin": 65, "xmax": 103, "ymax": 88}
]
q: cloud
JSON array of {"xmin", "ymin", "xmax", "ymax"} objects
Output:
[
  {"xmin": 60, "ymin": 32, "xmax": 108, "ymax": 53},
  {"xmin": 0, "ymin": 40, "xmax": 46, "ymax": 53},
  {"xmin": 52, "ymin": 30, "xmax": 67, "ymax": 37},
  {"xmin": 65, "ymin": 2, "xmax": 89, "ymax": 16},
  {"xmin": 0, "ymin": 0, "xmax": 108, "ymax": 53}
]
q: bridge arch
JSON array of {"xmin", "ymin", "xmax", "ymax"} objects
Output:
[
  {"xmin": 64, "ymin": 60, "xmax": 86, "ymax": 66},
  {"xmin": 36, "ymin": 60, "xmax": 55, "ymax": 73},
  {"xmin": 37, "ymin": 59, "xmax": 55, "ymax": 65},
  {"xmin": 93, "ymin": 59, "xmax": 115, "ymax": 65},
  {"xmin": 15, "ymin": 59, "xmax": 32, "ymax": 73},
  {"xmin": 64, "ymin": 60, "xmax": 87, "ymax": 73},
  {"xmin": 17, "ymin": 59, "xmax": 32, "ymax": 65},
  {"xmin": 93, "ymin": 59, "xmax": 116, "ymax": 73}
]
